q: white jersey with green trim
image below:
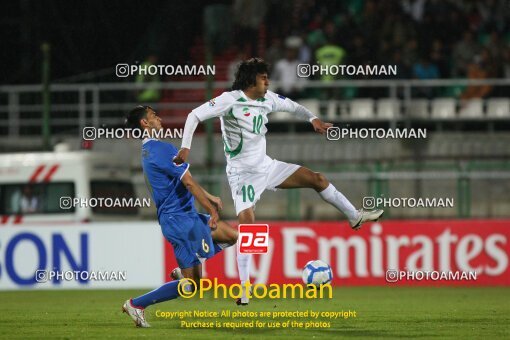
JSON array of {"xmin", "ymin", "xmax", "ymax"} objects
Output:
[{"xmin": 191, "ymin": 90, "xmax": 313, "ymax": 169}]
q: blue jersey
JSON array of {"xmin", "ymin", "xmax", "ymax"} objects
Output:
[{"xmin": 141, "ymin": 139, "xmax": 196, "ymax": 219}]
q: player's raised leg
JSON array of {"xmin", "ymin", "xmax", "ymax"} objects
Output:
[
  {"xmin": 123, "ymin": 279, "xmax": 183, "ymax": 328},
  {"xmin": 276, "ymin": 166, "xmax": 383, "ymax": 230},
  {"xmin": 123, "ymin": 263, "xmax": 204, "ymax": 328},
  {"xmin": 236, "ymin": 207, "xmax": 255, "ymax": 305},
  {"xmin": 171, "ymin": 219, "xmax": 237, "ymax": 280},
  {"xmin": 181, "ymin": 264, "xmax": 203, "ymax": 281},
  {"xmin": 210, "ymin": 220, "xmax": 238, "ymax": 246}
]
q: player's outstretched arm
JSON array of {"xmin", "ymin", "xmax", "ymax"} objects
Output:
[
  {"xmin": 174, "ymin": 112, "xmax": 199, "ymax": 164},
  {"xmin": 268, "ymin": 91, "xmax": 332, "ymax": 134},
  {"xmin": 201, "ymin": 187, "xmax": 223, "ymax": 211},
  {"xmin": 176, "ymin": 93, "xmax": 233, "ymax": 164},
  {"xmin": 310, "ymin": 118, "xmax": 333, "ymax": 134},
  {"xmin": 180, "ymin": 171, "xmax": 219, "ymax": 228}
]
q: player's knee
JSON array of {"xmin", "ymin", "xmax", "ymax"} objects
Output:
[
  {"xmin": 238, "ymin": 208, "xmax": 255, "ymax": 224},
  {"xmin": 223, "ymin": 227, "xmax": 238, "ymax": 247},
  {"xmin": 230, "ymin": 230, "xmax": 239, "ymax": 245},
  {"xmin": 314, "ymin": 172, "xmax": 329, "ymax": 191}
]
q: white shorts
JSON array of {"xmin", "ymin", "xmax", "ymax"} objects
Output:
[{"xmin": 226, "ymin": 156, "xmax": 300, "ymax": 215}]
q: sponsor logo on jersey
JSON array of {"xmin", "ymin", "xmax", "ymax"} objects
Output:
[
  {"xmin": 209, "ymin": 99, "xmax": 216, "ymax": 107},
  {"xmin": 172, "ymin": 157, "xmax": 185, "ymax": 166},
  {"xmin": 278, "ymin": 94, "xmax": 286, "ymax": 100}
]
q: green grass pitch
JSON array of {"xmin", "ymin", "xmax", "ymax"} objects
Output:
[{"xmin": 1, "ymin": 287, "xmax": 509, "ymax": 339}]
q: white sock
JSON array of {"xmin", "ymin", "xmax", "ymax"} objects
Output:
[
  {"xmin": 319, "ymin": 183, "xmax": 359, "ymax": 221},
  {"xmin": 217, "ymin": 242, "xmax": 232, "ymax": 250},
  {"xmin": 237, "ymin": 252, "xmax": 251, "ymax": 302}
]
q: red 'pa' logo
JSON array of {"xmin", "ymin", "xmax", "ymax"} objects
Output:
[{"xmin": 238, "ymin": 224, "xmax": 269, "ymax": 254}]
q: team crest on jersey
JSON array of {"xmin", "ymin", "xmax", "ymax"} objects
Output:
[
  {"xmin": 209, "ymin": 98, "xmax": 216, "ymax": 107},
  {"xmin": 242, "ymin": 107, "xmax": 251, "ymax": 116},
  {"xmin": 172, "ymin": 157, "xmax": 185, "ymax": 166}
]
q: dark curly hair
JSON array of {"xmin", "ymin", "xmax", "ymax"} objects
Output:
[
  {"xmin": 124, "ymin": 105, "xmax": 152, "ymax": 131},
  {"xmin": 232, "ymin": 58, "xmax": 270, "ymax": 91}
]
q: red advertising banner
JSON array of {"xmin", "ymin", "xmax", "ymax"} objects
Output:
[{"xmin": 164, "ymin": 220, "xmax": 510, "ymax": 286}]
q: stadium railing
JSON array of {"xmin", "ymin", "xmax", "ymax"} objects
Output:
[
  {"xmin": 1, "ymin": 78, "xmax": 508, "ymax": 220},
  {"xmin": 132, "ymin": 161, "xmax": 510, "ymax": 220},
  {"xmin": 0, "ymin": 79, "xmax": 509, "ymax": 139}
]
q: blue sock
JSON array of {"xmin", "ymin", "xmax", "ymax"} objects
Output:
[{"xmin": 132, "ymin": 280, "xmax": 180, "ymax": 308}]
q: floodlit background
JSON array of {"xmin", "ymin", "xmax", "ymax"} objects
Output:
[
  {"xmin": 1, "ymin": 0, "xmax": 509, "ymax": 222},
  {"xmin": 1, "ymin": 2, "xmax": 509, "ymax": 338},
  {"xmin": 0, "ymin": 0, "xmax": 509, "ymax": 319}
]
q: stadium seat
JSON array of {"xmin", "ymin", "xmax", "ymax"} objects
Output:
[
  {"xmin": 407, "ymin": 99, "xmax": 429, "ymax": 119},
  {"xmin": 376, "ymin": 99, "xmax": 400, "ymax": 119},
  {"xmin": 431, "ymin": 98, "xmax": 456, "ymax": 119},
  {"xmin": 486, "ymin": 98, "xmax": 510, "ymax": 118},
  {"xmin": 350, "ymin": 99, "xmax": 374, "ymax": 119},
  {"xmin": 459, "ymin": 99, "xmax": 484, "ymax": 118},
  {"xmin": 441, "ymin": 84, "xmax": 466, "ymax": 98},
  {"xmin": 326, "ymin": 100, "xmax": 338, "ymax": 121}
]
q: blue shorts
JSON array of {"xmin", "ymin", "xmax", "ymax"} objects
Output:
[{"xmin": 159, "ymin": 212, "xmax": 222, "ymax": 269}]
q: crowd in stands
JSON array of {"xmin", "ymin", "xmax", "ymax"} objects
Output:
[{"xmin": 230, "ymin": 0, "xmax": 510, "ymax": 99}]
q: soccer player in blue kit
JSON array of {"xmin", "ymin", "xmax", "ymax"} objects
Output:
[{"xmin": 121, "ymin": 105, "xmax": 238, "ymax": 328}]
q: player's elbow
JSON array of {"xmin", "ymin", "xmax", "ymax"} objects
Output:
[
  {"xmin": 187, "ymin": 111, "xmax": 200, "ymax": 122},
  {"xmin": 181, "ymin": 174, "xmax": 196, "ymax": 191},
  {"xmin": 183, "ymin": 181, "xmax": 195, "ymax": 192}
]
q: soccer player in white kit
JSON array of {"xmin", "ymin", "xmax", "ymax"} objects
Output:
[{"xmin": 175, "ymin": 58, "xmax": 383, "ymax": 305}]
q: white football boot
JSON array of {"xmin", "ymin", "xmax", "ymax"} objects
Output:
[
  {"xmin": 122, "ymin": 299, "xmax": 151, "ymax": 328},
  {"xmin": 349, "ymin": 209, "xmax": 384, "ymax": 230},
  {"xmin": 170, "ymin": 267, "xmax": 184, "ymax": 280},
  {"xmin": 236, "ymin": 280, "xmax": 251, "ymax": 306}
]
